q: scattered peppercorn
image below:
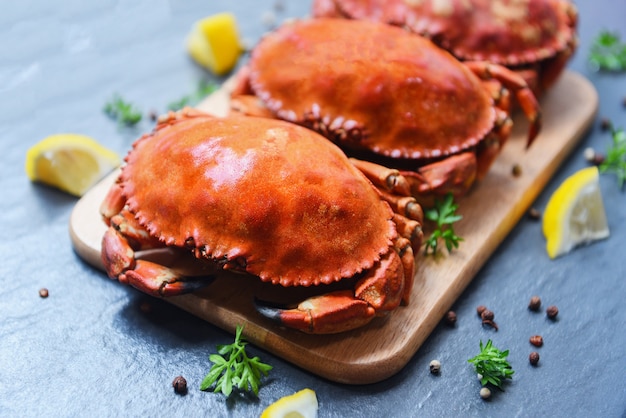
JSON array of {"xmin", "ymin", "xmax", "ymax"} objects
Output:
[
  {"xmin": 600, "ymin": 117, "xmax": 612, "ymax": 131},
  {"xmin": 476, "ymin": 305, "xmax": 487, "ymax": 317},
  {"xmin": 584, "ymin": 147, "xmax": 606, "ymax": 165},
  {"xmin": 148, "ymin": 110, "xmax": 158, "ymax": 122},
  {"xmin": 445, "ymin": 310, "xmax": 457, "ymax": 326},
  {"xmin": 511, "ymin": 163, "xmax": 522, "ymax": 177},
  {"xmin": 527, "ymin": 207, "xmax": 541, "ymax": 220},
  {"xmin": 528, "ymin": 295, "xmax": 542, "ymax": 311},
  {"xmin": 479, "ymin": 387, "xmax": 491, "ymax": 400},
  {"xmin": 480, "ymin": 309, "xmax": 499, "ymax": 331},
  {"xmin": 546, "ymin": 305, "xmax": 559, "ymax": 320},
  {"xmin": 429, "ymin": 359, "xmax": 441, "ymax": 374},
  {"xmin": 172, "ymin": 375, "xmax": 187, "ymax": 395},
  {"xmin": 529, "ymin": 351, "xmax": 540, "ymax": 366},
  {"xmin": 530, "ymin": 335, "xmax": 544, "ymax": 347},
  {"xmin": 39, "ymin": 288, "xmax": 49, "ymax": 298},
  {"xmin": 481, "ymin": 309, "xmax": 494, "ymax": 321}
]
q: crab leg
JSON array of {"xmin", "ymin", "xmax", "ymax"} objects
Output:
[
  {"xmin": 464, "ymin": 61, "xmax": 542, "ymax": 147},
  {"xmin": 349, "ymin": 158, "xmax": 411, "ymax": 196},
  {"xmin": 256, "ymin": 240, "xmax": 411, "ymax": 334},
  {"xmin": 399, "ymin": 152, "xmax": 478, "ymax": 205}
]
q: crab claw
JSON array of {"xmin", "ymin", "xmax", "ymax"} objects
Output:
[
  {"xmin": 255, "ymin": 290, "xmax": 376, "ymax": 334},
  {"xmin": 464, "ymin": 61, "xmax": 542, "ymax": 148},
  {"xmin": 256, "ymin": 246, "xmax": 409, "ymax": 334},
  {"xmin": 101, "ymin": 227, "xmax": 214, "ymax": 297}
]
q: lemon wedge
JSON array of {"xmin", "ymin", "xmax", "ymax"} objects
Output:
[
  {"xmin": 25, "ymin": 133, "xmax": 121, "ymax": 196},
  {"xmin": 542, "ymin": 166, "xmax": 610, "ymax": 259},
  {"xmin": 186, "ymin": 12, "xmax": 243, "ymax": 75},
  {"xmin": 260, "ymin": 388, "xmax": 318, "ymax": 418}
]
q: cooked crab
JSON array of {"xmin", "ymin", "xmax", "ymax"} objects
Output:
[
  {"xmin": 99, "ymin": 109, "xmax": 423, "ymax": 334},
  {"xmin": 231, "ymin": 18, "xmax": 541, "ymax": 202},
  {"xmin": 311, "ymin": 0, "xmax": 578, "ymax": 95}
]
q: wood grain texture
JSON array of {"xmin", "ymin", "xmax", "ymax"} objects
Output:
[{"xmin": 69, "ymin": 71, "xmax": 597, "ymax": 384}]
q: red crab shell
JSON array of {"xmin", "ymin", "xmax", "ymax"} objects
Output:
[
  {"xmin": 119, "ymin": 113, "xmax": 396, "ymax": 287},
  {"xmin": 245, "ymin": 18, "xmax": 496, "ymax": 161},
  {"xmin": 313, "ymin": 0, "xmax": 578, "ymax": 92},
  {"xmin": 100, "ymin": 110, "xmax": 424, "ymax": 333}
]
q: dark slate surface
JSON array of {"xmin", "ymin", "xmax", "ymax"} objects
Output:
[{"xmin": 2, "ymin": 1, "xmax": 625, "ymax": 417}]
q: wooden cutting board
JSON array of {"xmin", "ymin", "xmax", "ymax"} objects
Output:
[{"xmin": 69, "ymin": 71, "xmax": 597, "ymax": 384}]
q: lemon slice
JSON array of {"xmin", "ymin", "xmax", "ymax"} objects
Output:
[
  {"xmin": 186, "ymin": 12, "xmax": 243, "ymax": 75},
  {"xmin": 542, "ymin": 166, "xmax": 610, "ymax": 259},
  {"xmin": 25, "ymin": 134, "xmax": 121, "ymax": 196},
  {"xmin": 260, "ymin": 388, "xmax": 318, "ymax": 418}
]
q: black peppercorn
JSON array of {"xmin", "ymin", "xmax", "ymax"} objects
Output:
[
  {"xmin": 528, "ymin": 296, "xmax": 541, "ymax": 311},
  {"xmin": 172, "ymin": 376, "xmax": 188, "ymax": 395},
  {"xmin": 529, "ymin": 351, "xmax": 540, "ymax": 366},
  {"xmin": 546, "ymin": 305, "xmax": 559, "ymax": 319},
  {"xmin": 445, "ymin": 310, "xmax": 457, "ymax": 326}
]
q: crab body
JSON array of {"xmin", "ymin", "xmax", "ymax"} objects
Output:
[
  {"xmin": 100, "ymin": 109, "xmax": 422, "ymax": 334},
  {"xmin": 312, "ymin": 0, "xmax": 578, "ymax": 94},
  {"xmin": 231, "ymin": 18, "xmax": 540, "ymax": 202}
]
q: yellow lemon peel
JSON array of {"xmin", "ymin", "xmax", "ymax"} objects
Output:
[
  {"xmin": 260, "ymin": 388, "xmax": 318, "ymax": 418},
  {"xmin": 186, "ymin": 12, "xmax": 243, "ymax": 75},
  {"xmin": 25, "ymin": 134, "xmax": 121, "ymax": 196},
  {"xmin": 542, "ymin": 166, "xmax": 610, "ymax": 259}
]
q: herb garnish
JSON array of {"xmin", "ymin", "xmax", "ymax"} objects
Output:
[
  {"xmin": 103, "ymin": 94, "xmax": 143, "ymax": 126},
  {"xmin": 200, "ymin": 325, "xmax": 272, "ymax": 397},
  {"xmin": 167, "ymin": 79, "xmax": 219, "ymax": 111},
  {"xmin": 599, "ymin": 126, "xmax": 626, "ymax": 189},
  {"xmin": 468, "ymin": 339, "xmax": 514, "ymax": 391},
  {"xmin": 589, "ymin": 30, "xmax": 626, "ymax": 71},
  {"xmin": 423, "ymin": 193, "xmax": 463, "ymax": 255}
]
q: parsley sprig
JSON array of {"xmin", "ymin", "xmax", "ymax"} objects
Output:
[
  {"xmin": 468, "ymin": 339, "xmax": 514, "ymax": 391},
  {"xmin": 168, "ymin": 79, "xmax": 218, "ymax": 111},
  {"xmin": 599, "ymin": 126, "xmax": 626, "ymax": 189},
  {"xmin": 200, "ymin": 325, "xmax": 272, "ymax": 397},
  {"xmin": 589, "ymin": 30, "xmax": 626, "ymax": 71},
  {"xmin": 103, "ymin": 94, "xmax": 143, "ymax": 126},
  {"xmin": 423, "ymin": 193, "xmax": 463, "ymax": 255}
]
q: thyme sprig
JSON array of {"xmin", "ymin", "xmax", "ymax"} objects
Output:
[
  {"xmin": 200, "ymin": 325, "xmax": 272, "ymax": 397},
  {"xmin": 103, "ymin": 94, "xmax": 143, "ymax": 126},
  {"xmin": 423, "ymin": 193, "xmax": 463, "ymax": 255},
  {"xmin": 589, "ymin": 30, "xmax": 626, "ymax": 72},
  {"xmin": 468, "ymin": 339, "xmax": 514, "ymax": 391},
  {"xmin": 168, "ymin": 79, "xmax": 218, "ymax": 111},
  {"xmin": 599, "ymin": 126, "xmax": 626, "ymax": 189}
]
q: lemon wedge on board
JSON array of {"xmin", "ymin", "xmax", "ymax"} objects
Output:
[
  {"xmin": 542, "ymin": 166, "xmax": 610, "ymax": 259},
  {"xmin": 186, "ymin": 12, "xmax": 243, "ymax": 75},
  {"xmin": 25, "ymin": 134, "xmax": 121, "ymax": 197},
  {"xmin": 260, "ymin": 388, "xmax": 318, "ymax": 418}
]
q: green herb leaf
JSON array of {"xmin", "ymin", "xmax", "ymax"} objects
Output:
[
  {"xmin": 468, "ymin": 339, "xmax": 514, "ymax": 391},
  {"xmin": 599, "ymin": 126, "xmax": 626, "ymax": 189},
  {"xmin": 423, "ymin": 193, "xmax": 464, "ymax": 255},
  {"xmin": 200, "ymin": 325, "xmax": 272, "ymax": 397},
  {"xmin": 589, "ymin": 30, "xmax": 626, "ymax": 71},
  {"xmin": 167, "ymin": 79, "xmax": 219, "ymax": 111},
  {"xmin": 103, "ymin": 94, "xmax": 143, "ymax": 126}
]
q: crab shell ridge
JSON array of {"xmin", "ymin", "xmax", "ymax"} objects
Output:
[{"xmin": 119, "ymin": 115, "xmax": 397, "ymax": 287}]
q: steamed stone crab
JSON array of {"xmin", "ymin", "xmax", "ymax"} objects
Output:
[
  {"xmin": 312, "ymin": 0, "xmax": 578, "ymax": 95},
  {"xmin": 231, "ymin": 18, "xmax": 541, "ymax": 203},
  {"xmin": 99, "ymin": 109, "xmax": 424, "ymax": 334}
]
